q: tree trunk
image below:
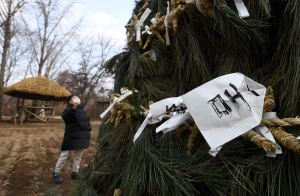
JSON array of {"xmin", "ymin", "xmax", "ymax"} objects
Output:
[{"xmin": 0, "ymin": 22, "xmax": 11, "ymax": 121}]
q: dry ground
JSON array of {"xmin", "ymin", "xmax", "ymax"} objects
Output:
[{"xmin": 0, "ymin": 118, "xmax": 101, "ymax": 196}]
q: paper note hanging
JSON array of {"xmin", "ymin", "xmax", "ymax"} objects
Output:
[
  {"xmin": 181, "ymin": 73, "xmax": 266, "ymax": 150},
  {"xmin": 156, "ymin": 111, "xmax": 191, "ymax": 134},
  {"xmin": 100, "ymin": 89, "xmax": 138, "ymax": 119},
  {"xmin": 164, "ymin": 1, "xmax": 171, "ymax": 46},
  {"xmin": 134, "ymin": 8, "xmax": 152, "ymax": 41},
  {"xmin": 133, "ymin": 96, "xmax": 185, "ymax": 142},
  {"xmin": 233, "ymin": 0, "xmax": 250, "ymax": 18}
]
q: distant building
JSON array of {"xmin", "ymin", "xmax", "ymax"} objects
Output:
[{"xmin": 97, "ymin": 100, "xmax": 110, "ymax": 119}]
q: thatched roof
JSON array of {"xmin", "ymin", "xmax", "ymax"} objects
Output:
[{"xmin": 3, "ymin": 75, "xmax": 71, "ymax": 101}]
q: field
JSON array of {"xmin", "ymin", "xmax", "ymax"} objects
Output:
[{"xmin": 0, "ymin": 119, "xmax": 101, "ymax": 196}]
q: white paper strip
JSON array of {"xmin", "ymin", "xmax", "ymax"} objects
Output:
[
  {"xmin": 150, "ymin": 96, "xmax": 185, "ymax": 119},
  {"xmin": 142, "ymin": 25, "xmax": 152, "ymax": 35},
  {"xmin": 185, "ymin": 0, "xmax": 193, "ymax": 3},
  {"xmin": 182, "ymin": 73, "xmax": 266, "ymax": 150},
  {"xmin": 100, "ymin": 90, "xmax": 137, "ymax": 119},
  {"xmin": 233, "ymin": 0, "xmax": 250, "ymax": 18},
  {"xmin": 151, "ymin": 17, "xmax": 156, "ymax": 24},
  {"xmin": 134, "ymin": 8, "xmax": 152, "ymax": 41},
  {"xmin": 255, "ymin": 125, "xmax": 275, "ymax": 143},
  {"xmin": 151, "ymin": 50, "xmax": 157, "ymax": 61},
  {"xmin": 134, "ymin": 96, "xmax": 186, "ymax": 141},
  {"xmin": 262, "ymin": 112, "xmax": 277, "ymax": 120},
  {"xmin": 156, "ymin": 111, "xmax": 191, "ymax": 134},
  {"xmin": 164, "ymin": 1, "xmax": 171, "ymax": 46},
  {"xmin": 133, "ymin": 113, "xmax": 161, "ymax": 142},
  {"xmin": 208, "ymin": 146, "xmax": 222, "ymax": 157}
]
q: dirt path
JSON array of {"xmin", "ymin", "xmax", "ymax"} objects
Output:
[{"xmin": 0, "ymin": 121, "xmax": 100, "ymax": 196}]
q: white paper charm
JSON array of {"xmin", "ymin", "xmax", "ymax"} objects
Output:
[
  {"xmin": 133, "ymin": 113, "xmax": 161, "ymax": 142},
  {"xmin": 164, "ymin": 1, "xmax": 171, "ymax": 46},
  {"xmin": 151, "ymin": 50, "xmax": 157, "ymax": 61},
  {"xmin": 233, "ymin": 0, "xmax": 250, "ymax": 18},
  {"xmin": 150, "ymin": 96, "xmax": 185, "ymax": 119},
  {"xmin": 142, "ymin": 25, "xmax": 152, "ymax": 35},
  {"xmin": 133, "ymin": 96, "xmax": 186, "ymax": 142},
  {"xmin": 208, "ymin": 146, "xmax": 222, "ymax": 157},
  {"xmin": 134, "ymin": 8, "xmax": 152, "ymax": 41},
  {"xmin": 100, "ymin": 88, "xmax": 138, "ymax": 119},
  {"xmin": 181, "ymin": 73, "xmax": 266, "ymax": 150},
  {"xmin": 151, "ymin": 17, "xmax": 157, "ymax": 24},
  {"xmin": 156, "ymin": 111, "xmax": 191, "ymax": 134}
]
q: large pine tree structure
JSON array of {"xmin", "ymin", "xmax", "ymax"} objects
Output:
[{"xmin": 75, "ymin": 0, "xmax": 300, "ymax": 195}]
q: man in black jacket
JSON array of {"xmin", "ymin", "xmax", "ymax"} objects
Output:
[{"xmin": 52, "ymin": 94, "xmax": 92, "ymax": 184}]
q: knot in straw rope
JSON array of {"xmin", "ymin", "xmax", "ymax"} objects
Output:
[
  {"xmin": 243, "ymin": 130, "xmax": 276, "ymax": 152},
  {"xmin": 270, "ymin": 127, "xmax": 300, "ymax": 154}
]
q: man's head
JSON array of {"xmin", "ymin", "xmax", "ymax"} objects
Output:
[{"xmin": 66, "ymin": 94, "xmax": 81, "ymax": 105}]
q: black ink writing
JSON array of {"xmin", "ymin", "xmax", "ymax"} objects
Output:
[
  {"xmin": 224, "ymin": 83, "xmax": 251, "ymax": 111},
  {"xmin": 166, "ymin": 103, "xmax": 187, "ymax": 113},
  {"xmin": 247, "ymin": 85, "xmax": 259, "ymax": 96},
  {"xmin": 208, "ymin": 94, "xmax": 232, "ymax": 118},
  {"xmin": 208, "ymin": 83, "xmax": 260, "ymax": 118}
]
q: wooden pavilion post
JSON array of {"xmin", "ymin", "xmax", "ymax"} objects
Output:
[
  {"xmin": 14, "ymin": 98, "xmax": 19, "ymax": 125},
  {"xmin": 20, "ymin": 98, "xmax": 25, "ymax": 125},
  {"xmin": 52, "ymin": 101, "xmax": 55, "ymax": 123}
]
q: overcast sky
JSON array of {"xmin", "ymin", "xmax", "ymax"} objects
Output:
[{"xmin": 75, "ymin": 0, "xmax": 135, "ymax": 46}]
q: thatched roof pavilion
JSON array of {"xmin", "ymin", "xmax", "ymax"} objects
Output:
[
  {"xmin": 3, "ymin": 74, "xmax": 71, "ymax": 101},
  {"xmin": 3, "ymin": 74, "xmax": 71, "ymax": 124}
]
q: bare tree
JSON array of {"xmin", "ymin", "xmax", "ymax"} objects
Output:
[
  {"xmin": 0, "ymin": 0, "xmax": 27, "ymax": 120},
  {"xmin": 4, "ymin": 34, "xmax": 29, "ymax": 86},
  {"xmin": 21, "ymin": 0, "xmax": 82, "ymax": 79},
  {"xmin": 56, "ymin": 35, "xmax": 116, "ymax": 106}
]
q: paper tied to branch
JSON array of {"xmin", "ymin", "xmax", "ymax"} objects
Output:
[
  {"xmin": 254, "ymin": 112, "xmax": 282, "ymax": 158},
  {"xmin": 133, "ymin": 96, "xmax": 186, "ymax": 142},
  {"xmin": 134, "ymin": 8, "xmax": 152, "ymax": 41},
  {"xmin": 133, "ymin": 73, "xmax": 266, "ymax": 153},
  {"xmin": 164, "ymin": 1, "xmax": 171, "ymax": 46},
  {"xmin": 233, "ymin": 0, "xmax": 249, "ymax": 18},
  {"xmin": 133, "ymin": 112, "xmax": 161, "ymax": 142},
  {"xmin": 156, "ymin": 110, "xmax": 191, "ymax": 134},
  {"xmin": 142, "ymin": 25, "xmax": 152, "ymax": 35},
  {"xmin": 149, "ymin": 97, "xmax": 187, "ymax": 120},
  {"xmin": 151, "ymin": 17, "xmax": 157, "ymax": 24},
  {"xmin": 151, "ymin": 50, "xmax": 157, "ymax": 61},
  {"xmin": 181, "ymin": 73, "xmax": 266, "ymax": 150},
  {"xmin": 100, "ymin": 88, "xmax": 138, "ymax": 119},
  {"xmin": 208, "ymin": 146, "xmax": 223, "ymax": 157}
]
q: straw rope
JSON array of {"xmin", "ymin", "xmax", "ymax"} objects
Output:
[
  {"xmin": 200, "ymin": 0, "xmax": 213, "ymax": 18},
  {"xmin": 260, "ymin": 86, "xmax": 300, "ymax": 154},
  {"xmin": 242, "ymin": 130, "xmax": 276, "ymax": 152},
  {"xmin": 242, "ymin": 86, "xmax": 276, "ymax": 152},
  {"xmin": 270, "ymin": 127, "xmax": 300, "ymax": 154},
  {"xmin": 113, "ymin": 189, "xmax": 121, "ymax": 196},
  {"xmin": 187, "ymin": 123, "xmax": 200, "ymax": 153},
  {"xmin": 175, "ymin": 122, "xmax": 200, "ymax": 153},
  {"xmin": 260, "ymin": 118, "xmax": 300, "ymax": 127}
]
